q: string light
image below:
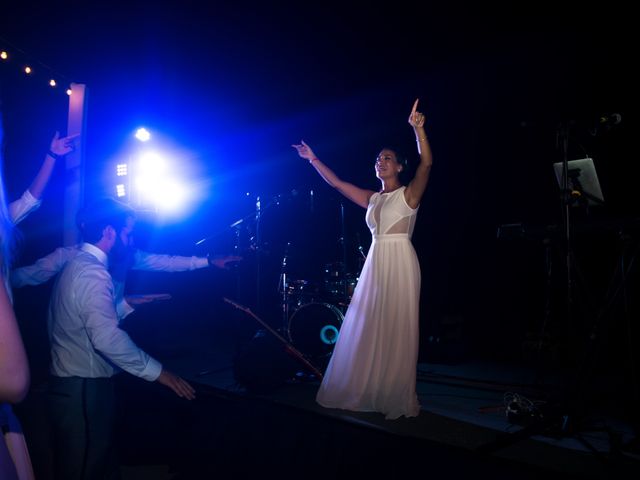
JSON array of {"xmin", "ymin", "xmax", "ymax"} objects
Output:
[{"xmin": 0, "ymin": 38, "xmax": 77, "ymax": 97}]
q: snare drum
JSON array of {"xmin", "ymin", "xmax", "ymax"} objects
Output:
[
  {"xmin": 286, "ymin": 279, "xmax": 317, "ymax": 295},
  {"xmin": 287, "ymin": 303, "xmax": 344, "ymax": 359},
  {"xmin": 323, "ymin": 274, "xmax": 359, "ymax": 302},
  {"xmin": 323, "ymin": 262, "xmax": 346, "ymax": 280}
]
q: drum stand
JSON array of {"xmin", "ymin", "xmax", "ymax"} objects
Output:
[{"xmin": 223, "ymin": 297, "xmax": 324, "ymax": 379}]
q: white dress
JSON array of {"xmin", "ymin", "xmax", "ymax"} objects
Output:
[{"xmin": 316, "ymin": 186, "xmax": 421, "ymax": 419}]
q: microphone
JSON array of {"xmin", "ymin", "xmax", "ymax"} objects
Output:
[
  {"xmin": 281, "ymin": 241, "xmax": 291, "ymax": 268},
  {"xmin": 279, "ymin": 242, "xmax": 291, "ymax": 293},
  {"xmin": 356, "ymin": 233, "xmax": 366, "ymax": 259},
  {"xmin": 590, "ymin": 113, "xmax": 622, "ymax": 136},
  {"xmin": 598, "ymin": 113, "xmax": 622, "ymax": 127}
]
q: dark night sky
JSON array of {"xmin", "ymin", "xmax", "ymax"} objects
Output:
[{"xmin": 1, "ymin": 1, "xmax": 636, "ymax": 364}]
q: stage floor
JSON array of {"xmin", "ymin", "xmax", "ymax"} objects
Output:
[
  {"xmin": 16, "ymin": 325, "xmax": 640, "ymax": 480},
  {"xmin": 121, "ymin": 334, "xmax": 640, "ymax": 479}
]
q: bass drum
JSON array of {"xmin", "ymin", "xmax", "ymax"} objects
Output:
[{"xmin": 288, "ymin": 303, "xmax": 344, "ymax": 359}]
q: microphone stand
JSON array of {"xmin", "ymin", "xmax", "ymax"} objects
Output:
[
  {"xmin": 255, "ymin": 195, "xmax": 261, "ymax": 311},
  {"xmin": 279, "ymin": 242, "xmax": 291, "ymax": 332},
  {"xmin": 339, "ymin": 201, "xmax": 348, "ymax": 299},
  {"xmin": 253, "ymin": 192, "xmax": 295, "ymax": 312},
  {"xmin": 232, "ymin": 220, "xmax": 243, "ymax": 305},
  {"xmin": 559, "ymin": 122, "xmax": 574, "ymax": 353}
]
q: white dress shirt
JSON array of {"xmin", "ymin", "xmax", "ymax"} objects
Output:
[
  {"xmin": 4, "ymin": 190, "xmax": 42, "ymax": 302},
  {"xmin": 47, "ymin": 243, "xmax": 162, "ymax": 381},
  {"xmin": 8, "ymin": 190, "xmax": 41, "ymax": 225}
]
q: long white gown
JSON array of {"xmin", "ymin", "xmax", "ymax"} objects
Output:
[{"xmin": 316, "ymin": 186, "xmax": 421, "ymax": 419}]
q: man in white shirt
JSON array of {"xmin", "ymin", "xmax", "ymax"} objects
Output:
[{"xmin": 46, "ymin": 197, "xmax": 195, "ymax": 480}]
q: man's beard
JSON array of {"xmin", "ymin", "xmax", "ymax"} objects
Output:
[{"xmin": 110, "ymin": 242, "xmax": 135, "ymax": 281}]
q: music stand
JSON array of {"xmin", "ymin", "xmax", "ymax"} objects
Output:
[
  {"xmin": 477, "ymin": 134, "xmax": 617, "ymax": 459},
  {"xmin": 552, "ymin": 157, "xmax": 605, "ymax": 208}
]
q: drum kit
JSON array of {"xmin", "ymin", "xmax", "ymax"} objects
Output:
[
  {"xmin": 207, "ymin": 192, "xmax": 366, "ymax": 375},
  {"xmin": 280, "ymin": 260, "xmax": 360, "ymax": 362}
]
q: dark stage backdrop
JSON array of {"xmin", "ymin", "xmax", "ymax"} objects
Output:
[{"xmin": 2, "ymin": 3, "xmax": 637, "ymax": 381}]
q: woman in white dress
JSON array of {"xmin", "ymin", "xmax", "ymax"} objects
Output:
[{"xmin": 292, "ymin": 99, "xmax": 433, "ymax": 419}]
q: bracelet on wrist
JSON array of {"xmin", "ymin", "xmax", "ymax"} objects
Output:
[
  {"xmin": 47, "ymin": 150, "xmax": 65, "ymax": 160},
  {"xmin": 309, "ymin": 157, "xmax": 319, "ymax": 164}
]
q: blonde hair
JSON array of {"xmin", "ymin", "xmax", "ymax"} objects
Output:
[{"xmin": 0, "ymin": 115, "xmax": 15, "ymax": 276}]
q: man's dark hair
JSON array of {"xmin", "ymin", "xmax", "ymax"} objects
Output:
[{"xmin": 81, "ymin": 197, "xmax": 135, "ymax": 244}]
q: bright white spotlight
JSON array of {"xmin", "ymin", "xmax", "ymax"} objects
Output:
[
  {"xmin": 138, "ymin": 152, "xmax": 167, "ymax": 175},
  {"xmin": 132, "ymin": 150, "xmax": 189, "ymax": 213},
  {"xmin": 116, "ymin": 184, "xmax": 126, "ymax": 198},
  {"xmin": 135, "ymin": 176, "xmax": 188, "ymax": 213},
  {"xmin": 154, "ymin": 180, "xmax": 188, "ymax": 212},
  {"xmin": 135, "ymin": 128, "xmax": 151, "ymax": 142}
]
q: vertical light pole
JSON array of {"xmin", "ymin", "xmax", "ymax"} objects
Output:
[{"xmin": 64, "ymin": 83, "xmax": 87, "ymax": 246}]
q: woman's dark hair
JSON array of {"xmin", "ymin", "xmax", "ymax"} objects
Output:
[
  {"xmin": 81, "ymin": 197, "xmax": 135, "ymax": 244},
  {"xmin": 379, "ymin": 146, "xmax": 409, "ymax": 167}
]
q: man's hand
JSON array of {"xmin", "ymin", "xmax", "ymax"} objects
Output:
[
  {"xmin": 156, "ymin": 370, "xmax": 196, "ymax": 400},
  {"xmin": 208, "ymin": 254, "xmax": 243, "ymax": 270},
  {"xmin": 125, "ymin": 293, "xmax": 172, "ymax": 306}
]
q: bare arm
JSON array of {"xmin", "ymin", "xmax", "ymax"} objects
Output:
[
  {"xmin": 404, "ymin": 99, "xmax": 433, "ymax": 209},
  {"xmin": 0, "ymin": 275, "xmax": 30, "ymax": 403},
  {"xmin": 292, "ymin": 140, "xmax": 374, "ymax": 209},
  {"xmin": 28, "ymin": 132, "xmax": 79, "ymax": 200}
]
